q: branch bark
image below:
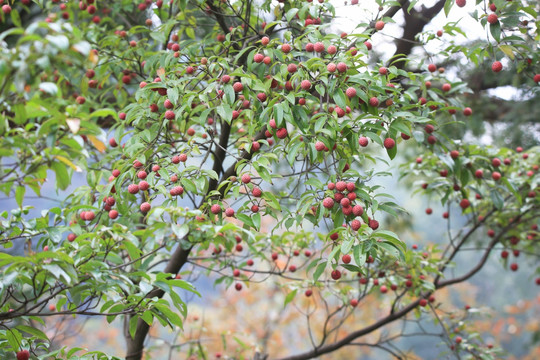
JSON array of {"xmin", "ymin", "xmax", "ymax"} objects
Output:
[{"xmin": 388, "ymin": 0, "xmax": 446, "ymax": 68}]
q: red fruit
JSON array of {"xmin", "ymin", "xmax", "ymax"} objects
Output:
[
  {"xmin": 241, "ymin": 174, "xmax": 251, "ymax": 184},
  {"xmin": 379, "ymin": 67, "xmax": 388, "ymax": 75},
  {"xmin": 109, "ymin": 210, "xmax": 119, "ymax": 219},
  {"xmin": 276, "ymin": 128, "xmax": 288, "ymax": 139},
  {"xmin": 350, "ymin": 298, "xmax": 358, "ymax": 307},
  {"xmin": 257, "ymin": 93, "xmax": 267, "ymax": 102},
  {"xmin": 323, "ymin": 197, "xmax": 334, "ymax": 209},
  {"xmin": 428, "ymin": 64, "xmax": 437, "ymax": 72},
  {"xmin": 164, "ymin": 99, "xmax": 173, "ymax": 109},
  {"xmin": 271, "ymin": 252, "xmax": 278, "ymax": 260},
  {"xmin": 327, "ymin": 45, "xmax": 337, "ymax": 54},
  {"xmin": 253, "ymin": 53, "xmax": 264, "ymax": 63},
  {"xmin": 368, "ymin": 219, "xmax": 379, "ymax": 230},
  {"xmin": 442, "ymin": 83, "xmax": 451, "ymax": 92},
  {"xmin": 67, "ymin": 233, "xmax": 77, "ymax": 242},
  {"xmin": 363, "ymin": 41, "xmax": 372, "ymax": 50},
  {"xmin": 337, "ymin": 62, "xmax": 347, "ymax": 73},
  {"xmin": 419, "ymin": 299, "xmax": 428, "ymax": 307},
  {"xmin": 331, "ymin": 269, "xmax": 341, "ymax": 280},
  {"xmin": 235, "ymin": 283, "xmax": 243, "ymax": 291},
  {"xmin": 315, "ymin": 141, "xmax": 325, "ymax": 152},
  {"xmin": 139, "ymin": 181, "xmax": 150, "ymax": 191},
  {"xmin": 383, "ymin": 138, "xmax": 395, "ymax": 149},
  {"xmin": 304, "ymin": 250, "xmax": 312, "ymax": 257},
  {"xmin": 225, "ymin": 208, "xmax": 235, "ymax": 217},
  {"xmin": 301, "ymin": 80, "xmax": 311, "ymax": 90},
  {"xmin": 233, "ymin": 82, "xmax": 243, "ymax": 92},
  {"xmin": 179, "ymin": 153, "xmax": 188, "ymax": 162},
  {"xmin": 16, "ymin": 350, "xmax": 30, "ymax": 360},
  {"xmin": 341, "ymin": 254, "xmax": 352, "ymax": 264},
  {"xmin": 487, "ymin": 13, "xmax": 498, "ymax": 24},
  {"xmin": 534, "ymin": 74, "xmax": 540, "ymax": 83},
  {"xmin": 375, "ymin": 21, "xmax": 385, "ymax": 31},
  {"xmin": 261, "ymin": 36, "xmax": 269, "ymax": 46},
  {"xmin": 128, "ymin": 184, "xmax": 139, "ymax": 194},
  {"xmin": 251, "ymin": 204, "xmax": 259, "ymax": 213},
  {"xmin": 289, "ymin": 265, "xmax": 297, "ymax": 272},
  {"xmin": 287, "ymin": 63, "xmax": 297, "ymax": 73},
  {"xmin": 358, "ymin": 137, "xmax": 368, "ymax": 147},
  {"xmin": 221, "ymin": 75, "xmax": 231, "ymax": 84},
  {"xmin": 492, "ymin": 61, "xmax": 502, "ymax": 72},
  {"xmin": 246, "ymin": 259, "xmax": 254, "ymax": 266},
  {"xmin": 369, "ymin": 97, "xmax": 379, "ymax": 107},
  {"xmin": 137, "ymin": 171, "xmax": 147, "ymax": 180},
  {"xmin": 252, "ymin": 187, "xmax": 262, "ymax": 197},
  {"xmin": 456, "ymin": 0, "xmax": 466, "ymax": 7},
  {"xmin": 210, "ymin": 204, "xmax": 221, "ymax": 214},
  {"xmin": 463, "ymin": 107, "xmax": 472, "ymax": 116},
  {"xmin": 140, "ymin": 202, "xmax": 151, "ymax": 213},
  {"xmin": 351, "ymin": 219, "xmax": 361, "ymax": 231},
  {"xmin": 426, "ymin": 208, "xmax": 433, "ymax": 215},
  {"xmin": 510, "ymin": 263, "xmax": 518, "ymax": 271},
  {"xmin": 85, "ymin": 211, "xmax": 95, "ymax": 221},
  {"xmin": 327, "ymin": 63, "xmax": 337, "ymax": 73},
  {"xmin": 345, "ymin": 87, "xmax": 357, "ymax": 98},
  {"xmin": 165, "ymin": 110, "xmax": 175, "ymax": 120},
  {"xmin": 314, "ymin": 42, "xmax": 325, "ymax": 53},
  {"xmin": 427, "ymin": 135, "xmax": 437, "ymax": 144},
  {"xmin": 281, "ymin": 43, "xmax": 291, "ymax": 53},
  {"xmin": 352, "ymin": 205, "xmax": 363, "ymax": 217},
  {"xmin": 460, "ymin": 199, "xmax": 470, "ymax": 209},
  {"xmin": 492, "ymin": 171, "xmax": 501, "ymax": 181},
  {"xmin": 475, "ymin": 169, "xmax": 483, "ymax": 178},
  {"xmin": 305, "ymin": 289, "xmax": 313, "ymax": 297}
]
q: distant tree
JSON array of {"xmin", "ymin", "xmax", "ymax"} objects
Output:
[{"xmin": 0, "ymin": 0, "xmax": 538, "ymax": 359}]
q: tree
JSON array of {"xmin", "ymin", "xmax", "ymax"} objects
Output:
[{"xmin": 0, "ymin": 0, "xmax": 538, "ymax": 359}]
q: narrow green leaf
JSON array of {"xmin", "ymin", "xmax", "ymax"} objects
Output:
[
  {"xmin": 284, "ymin": 289, "xmax": 297, "ymax": 307},
  {"xmin": 15, "ymin": 186, "xmax": 25, "ymax": 208}
]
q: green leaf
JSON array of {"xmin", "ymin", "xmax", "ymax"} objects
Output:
[
  {"xmin": 172, "ymin": 224, "xmax": 189, "ymax": 239},
  {"xmin": 353, "ymin": 244, "xmax": 366, "ymax": 267},
  {"xmin": 490, "ymin": 22, "xmax": 501, "ymax": 43},
  {"xmin": 313, "ymin": 262, "xmax": 326, "ymax": 282},
  {"xmin": 15, "ymin": 186, "xmax": 25, "ymax": 208},
  {"xmin": 5, "ymin": 328, "xmax": 23, "ymax": 351},
  {"xmin": 217, "ymin": 104, "xmax": 232, "ymax": 124},
  {"xmin": 284, "ymin": 289, "xmax": 297, "ymax": 307},
  {"xmin": 285, "ymin": 8, "xmax": 299, "ymax": 22},
  {"xmin": 333, "ymin": 88, "xmax": 347, "ymax": 109},
  {"xmin": 51, "ymin": 161, "xmax": 70, "ymax": 190},
  {"xmin": 10, "ymin": 9, "xmax": 22, "ymax": 28},
  {"xmin": 490, "ymin": 190, "xmax": 504, "ymax": 210},
  {"xmin": 129, "ymin": 315, "xmax": 138, "ymax": 339},
  {"xmin": 386, "ymin": 141, "xmax": 397, "ymax": 160},
  {"xmin": 444, "ymin": 0, "xmax": 452, "ymax": 17},
  {"xmin": 16, "ymin": 325, "xmax": 48, "ymax": 341}
]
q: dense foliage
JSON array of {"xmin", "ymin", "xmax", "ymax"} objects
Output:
[{"xmin": 0, "ymin": 0, "xmax": 538, "ymax": 359}]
